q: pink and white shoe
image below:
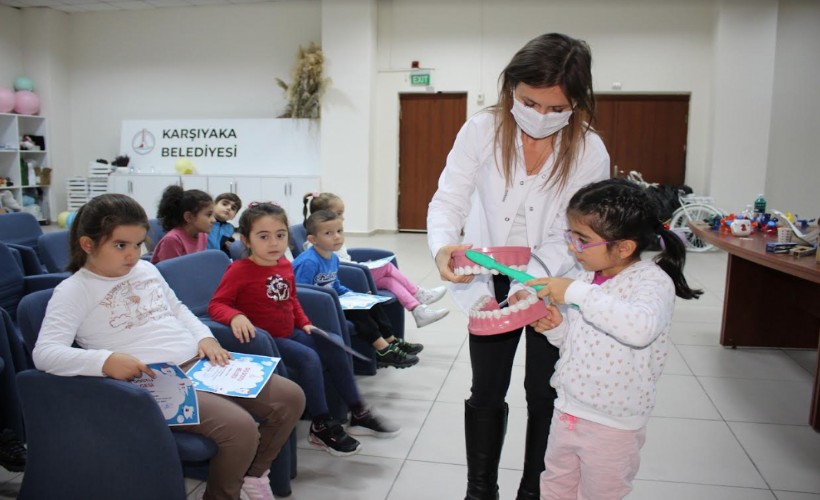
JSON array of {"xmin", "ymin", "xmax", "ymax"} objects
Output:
[{"xmin": 240, "ymin": 470, "xmax": 275, "ymax": 500}]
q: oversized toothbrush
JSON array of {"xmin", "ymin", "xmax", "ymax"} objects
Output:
[{"xmin": 464, "ymin": 249, "xmax": 544, "ymax": 290}]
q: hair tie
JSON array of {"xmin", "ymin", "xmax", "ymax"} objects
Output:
[
  {"xmin": 658, "ymin": 234, "xmax": 666, "ymax": 250},
  {"xmin": 312, "ymin": 191, "xmax": 320, "ymax": 198}
]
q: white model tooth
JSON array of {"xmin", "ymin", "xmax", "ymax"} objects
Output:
[
  {"xmin": 528, "ymin": 294, "xmax": 538, "ymax": 304},
  {"xmin": 492, "ymin": 310, "xmax": 502, "ymax": 319},
  {"xmin": 501, "ymin": 308, "xmax": 512, "ymax": 316},
  {"xmin": 455, "ymin": 267, "xmax": 463, "ymax": 276},
  {"xmin": 491, "ymin": 269, "xmax": 499, "ymax": 275},
  {"xmin": 509, "ymin": 302, "xmax": 520, "ymax": 313},
  {"xmin": 471, "ymin": 265, "xmax": 480, "ymax": 274},
  {"xmin": 478, "ymin": 311, "xmax": 487, "ymax": 319}
]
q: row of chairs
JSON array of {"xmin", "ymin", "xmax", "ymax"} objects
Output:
[{"xmin": 2, "ymin": 249, "xmax": 360, "ymax": 499}]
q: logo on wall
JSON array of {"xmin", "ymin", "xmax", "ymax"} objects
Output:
[{"xmin": 131, "ymin": 128, "xmax": 156, "ymax": 155}]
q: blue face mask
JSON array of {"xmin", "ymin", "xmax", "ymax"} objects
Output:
[{"xmin": 510, "ymin": 97, "xmax": 572, "ymax": 139}]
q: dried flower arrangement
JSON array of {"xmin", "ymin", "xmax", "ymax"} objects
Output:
[{"xmin": 276, "ymin": 42, "xmax": 331, "ymax": 119}]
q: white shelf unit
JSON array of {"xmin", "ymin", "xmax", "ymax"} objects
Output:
[{"xmin": 0, "ymin": 113, "xmax": 53, "ymax": 223}]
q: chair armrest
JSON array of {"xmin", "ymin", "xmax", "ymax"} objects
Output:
[
  {"xmin": 23, "ymin": 272, "xmax": 69, "ymax": 293},
  {"xmin": 348, "ymin": 247, "xmax": 399, "ymax": 268},
  {"xmin": 339, "ymin": 263, "xmax": 374, "ymax": 294},
  {"xmin": 16, "ymin": 370, "xmax": 186, "ymax": 499},
  {"xmin": 296, "ymin": 284, "xmax": 351, "ymax": 347},
  {"xmin": 7, "ymin": 243, "xmax": 45, "ymax": 276}
]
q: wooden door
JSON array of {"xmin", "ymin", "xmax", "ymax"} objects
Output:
[
  {"xmin": 398, "ymin": 93, "xmax": 467, "ymax": 231},
  {"xmin": 593, "ymin": 94, "xmax": 690, "ymax": 186}
]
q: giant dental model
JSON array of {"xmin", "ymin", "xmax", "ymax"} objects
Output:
[{"xmin": 450, "ymin": 247, "xmax": 550, "ymax": 336}]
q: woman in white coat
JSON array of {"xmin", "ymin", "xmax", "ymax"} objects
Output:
[{"xmin": 427, "ymin": 33, "xmax": 609, "ymax": 500}]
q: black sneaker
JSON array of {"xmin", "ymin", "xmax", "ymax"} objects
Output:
[
  {"xmin": 391, "ymin": 338, "xmax": 423, "ymax": 355},
  {"xmin": 376, "ymin": 343, "xmax": 419, "ymax": 369},
  {"xmin": 0, "ymin": 429, "xmax": 25, "ymax": 472},
  {"xmin": 308, "ymin": 419, "xmax": 362, "ymax": 457},
  {"xmin": 348, "ymin": 407, "xmax": 400, "ymax": 439}
]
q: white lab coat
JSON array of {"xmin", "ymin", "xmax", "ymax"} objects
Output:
[{"xmin": 427, "ymin": 110, "xmax": 609, "ymax": 313}]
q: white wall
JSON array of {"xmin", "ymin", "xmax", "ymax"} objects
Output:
[
  {"xmin": 320, "ymin": 0, "xmax": 378, "ymax": 233},
  {"xmin": 709, "ymin": 0, "xmax": 778, "ymax": 214},
  {"xmin": 765, "ymin": 0, "xmax": 820, "ymax": 219},
  {"xmin": 0, "ymin": 7, "xmax": 23, "ymax": 87},
  {"xmin": 66, "ymin": 2, "xmax": 321, "ymax": 184},
  {"xmin": 372, "ymin": 0, "xmax": 718, "ymax": 231}
]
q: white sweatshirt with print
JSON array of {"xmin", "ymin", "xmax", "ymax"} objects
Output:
[
  {"xmin": 33, "ymin": 260, "xmax": 214, "ymax": 377},
  {"xmin": 546, "ymin": 259, "xmax": 675, "ymax": 430}
]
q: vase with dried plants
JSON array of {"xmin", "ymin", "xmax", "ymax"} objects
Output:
[{"xmin": 276, "ymin": 42, "xmax": 331, "ymax": 119}]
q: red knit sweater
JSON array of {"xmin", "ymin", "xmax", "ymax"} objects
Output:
[{"xmin": 208, "ymin": 257, "xmax": 311, "ymax": 338}]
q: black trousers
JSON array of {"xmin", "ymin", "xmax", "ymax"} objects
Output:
[
  {"xmin": 467, "ymin": 275, "xmax": 559, "ymax": 414},
  {"xmin": 344, "ymin": 303, "xmax": 396, "ymax": 345}
]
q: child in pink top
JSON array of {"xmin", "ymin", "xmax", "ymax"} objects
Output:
[{"xmin": 150, "ymin": 185, "xmax": 214, "ymax": 264}]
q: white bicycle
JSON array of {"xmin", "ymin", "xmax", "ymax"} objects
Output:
[
  {"xmin": 626, "ymin": 171, "xmax": 726, "ymax": 252},
  {"xmin": 667, "ymin": 194, "xmax": 726, "ymax": 252}
]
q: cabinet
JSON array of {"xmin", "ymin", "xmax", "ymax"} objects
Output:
[
  {"xmin": 110, "ymin": 174, "xmax": 182, "ymax": 219},
  {"xmin": 109, "ymin": 174, "xmax": 320, "ymax": 220},
  {"xmin": 0, "ymin": 113, "xmax": 54, "ymax": 223}
]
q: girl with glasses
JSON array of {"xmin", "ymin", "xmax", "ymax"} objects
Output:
[{"xmin": 527, "ymin": 178, "xmax": 702, "ymax": 499}]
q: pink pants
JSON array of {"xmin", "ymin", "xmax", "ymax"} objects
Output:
[
  {"xmin": 370, "ymin": 263, "xmax": 420, "ymax": 310},
  {"xmin": 540, "ymin": 410, "xmax": 646, "ymax": 500}
]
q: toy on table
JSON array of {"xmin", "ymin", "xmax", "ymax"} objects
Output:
[{"xmin": 450, "ymin": 247, "xmax": 550, "ymax": 336}]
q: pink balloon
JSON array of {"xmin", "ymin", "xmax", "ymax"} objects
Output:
[
  {"xmin": 0, "ymin": 88, "xmax": 13, "ymax": 113},
  {"xmin": 14, "ymin": 90, "xmax": 41, "ymax": 115}
]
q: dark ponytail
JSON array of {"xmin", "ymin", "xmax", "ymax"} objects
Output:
[
  {"xmin": 156, "ymin": 185, "xmax": 213, "ymax": 232},
  {"xmin": 567, "ymin": 178, "xmax": 702, "ymax": 300}
]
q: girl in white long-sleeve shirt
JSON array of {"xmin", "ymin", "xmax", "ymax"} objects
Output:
[
  {"xmin": 528, "ymin": 178, "xmax": 702, "ymax": 500},
  {"xmin": 33, "ymin": 193, "xmax": 305, "ymax": 500}
]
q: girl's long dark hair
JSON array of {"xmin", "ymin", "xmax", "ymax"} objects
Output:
[
  {"xmin": 156, "ymin": 185, "xmax": 213, "ymax": 232},
  {"xmin": 494, "ymin": 32, "xmax": 596, "ymax": 190},
  {"xmin": 568, "ymin": 178, "xmax": 702, "ymax": 300},
  {"xmin": 68, "ymin": 194, "xmax": 149, "ymax": 273}
]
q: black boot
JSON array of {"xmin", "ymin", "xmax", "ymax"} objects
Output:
[
  {"xmin": 464, "ymin": 400, "xmax": 508, "ymax": 500},
  {"xmin": 515, "ymin": 411, "xmax": 551, "ymax": 500}
]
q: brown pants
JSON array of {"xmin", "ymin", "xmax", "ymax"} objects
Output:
[{"xmin": 178, "ymin": 373, "xmax": 305, "ymax": 500}]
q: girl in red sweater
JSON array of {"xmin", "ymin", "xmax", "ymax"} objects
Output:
[{"xmin": 209, "ymin": 202, "xmax": 399, "ymax": 457}]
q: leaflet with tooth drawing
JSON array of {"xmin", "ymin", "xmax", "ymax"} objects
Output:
[
  {"xmin": 186, "ymin": 353, "xmax": 279, "ymax": 398},
  {"xmin": 130, "ymin": 362, "xmax": 199, "ymax": 426}
]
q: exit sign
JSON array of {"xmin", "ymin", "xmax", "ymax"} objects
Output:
[{"xmin": 410, "ymin": 72, "xmax": 430, "ymax": 86}]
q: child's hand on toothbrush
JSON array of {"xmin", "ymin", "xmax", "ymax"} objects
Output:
[
  {"xmin": 531, "ymin": 304, "xmax": 563, "ymax": 333},
  {"xmin": 528, "ymin": 277, "xmax": 573, "ymax": 305}
]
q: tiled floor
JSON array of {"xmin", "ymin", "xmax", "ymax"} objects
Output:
[{"xmin": 2, "ymin": 232, "xmax": 818, "ymax": 499}]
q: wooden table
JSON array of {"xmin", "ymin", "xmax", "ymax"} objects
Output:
[{"xmin": 689, "ymin": 223, "xmax": 820, "ymax": 430}]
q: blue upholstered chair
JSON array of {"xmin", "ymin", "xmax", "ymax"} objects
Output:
[
  {"xmin": 16, "ymin": 289, "xmax": 190, "ymax": 500},
  {"xmin": 36, "ymin": 230, "xmax": 70, "ymax": 273},
  {"xmin": 146, "ymin": 218, "xmax": 166, "ymax": 252},
  {"xmin": 0, "ymin": 308, "xmax": 25, "ymax": 441},
  {"xmin": 0, "ymin": 212, "xmax": 47, "ymax": 275},
  {"xmin": 0, "ymin": 241, "xmax": 67, "ymax": 326},
  {"xmin": 16, "ymin": 282, "xmax": 297, "ymax": 498},
  {"xmin": 154, "ymin": 250, "xmax": 297, "ymax": 494}
]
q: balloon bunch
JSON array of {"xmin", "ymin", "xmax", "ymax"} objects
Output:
[{"xmin": 0, "ymin": 76, "xmax": 41, "ymax": 115}]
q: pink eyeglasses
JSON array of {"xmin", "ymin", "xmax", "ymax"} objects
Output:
[{"xmin": 563, "ymin": 229, "xmax": 619, "ymax": 253}]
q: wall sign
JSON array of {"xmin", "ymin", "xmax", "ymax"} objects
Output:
[{"xmin": 120, "ymin": 118, "xmax": 320, "ymax": 176}]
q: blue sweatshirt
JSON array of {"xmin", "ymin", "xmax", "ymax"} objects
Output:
[{"xmin": 292, "ymin": 246, "xmax": 351, "ymax": 296}]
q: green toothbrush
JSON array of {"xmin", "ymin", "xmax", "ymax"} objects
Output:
[{"xmin": 465, "ymin": 249, "xmax": 544, "ymax": 290}]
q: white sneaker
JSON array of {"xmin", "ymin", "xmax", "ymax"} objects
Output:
[
  {"xmin": 414, "ymin": 286, "xmax": 447, "ymax": 305},
  {"xmin": 412, "ymin": 304, "xmax": 449, "ymax": 328}
]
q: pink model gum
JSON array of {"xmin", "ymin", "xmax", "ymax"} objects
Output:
[
  {"xmin": 468, "ymin": 295, "xmax": 550, "ymax": 336},
  {"xmin": 451, "ymin": 246, "xmax": 549, "ymax": 336},
  {"xmin": 450, "ymin": 246, "xmax": 531, "ymax": 276}
]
